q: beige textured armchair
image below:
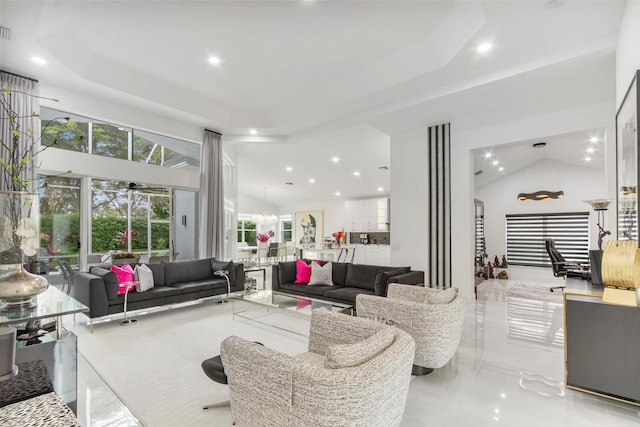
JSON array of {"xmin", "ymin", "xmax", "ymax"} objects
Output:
[
  {"xmin": 356, "ymin": 283, "xmax": 466, "ymax": 375},
  {"xmin": 220, "ymin": 308, "xmax": 415, "ymax": 426}
]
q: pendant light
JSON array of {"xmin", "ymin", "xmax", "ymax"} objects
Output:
[
  {"xmin": 252, "ymin": 187, "xmax": 278, "ymax": 225},
  {"xmin": 517, "ymin": 142, "xmax": 565, "ymax": 201}
]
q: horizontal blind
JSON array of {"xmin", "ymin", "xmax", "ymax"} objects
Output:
[{"xmin": 506, "ymin": 212, "xmax": 589, "ymax": 267}]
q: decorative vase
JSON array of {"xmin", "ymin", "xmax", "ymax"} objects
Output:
[{"xmin": 0, "ymin": 191, "xmax": 48, "ymax": 309}]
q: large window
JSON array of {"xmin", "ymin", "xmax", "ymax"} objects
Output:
[
  {"xmin": 40, "ymin": 116, "xmax": 89, "ymax": 153},
  {"xmin": 38, "ymin": 175, "xmax": 81, "ymax": 263},
  {"xmin": 40, "ymin": 108, "xmax": 199, "ymax": 169},
  {"xmin": 506, "ymin": 212, "xmax": 590, "ymax": 267},
  {"xmin": 280, "ymin": 216, "xmax": 292, "ymax": 242},
  {"xmin": 237, "ymin": 215, "xmax": 257, "ymax": 243},
  {"xmin": 92, "ymin": 122, "xmax": 129, "ymax": 159},
  {"xmin": 91, "ymin": 179, "xmax": 170, "ymax": 256}
]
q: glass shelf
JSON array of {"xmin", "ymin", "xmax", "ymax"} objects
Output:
[{"xmin": 0, "ymin": 286, "xmax": 88, "ymax": 327}]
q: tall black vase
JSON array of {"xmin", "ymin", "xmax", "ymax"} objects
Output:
[{"xmin": 589, "ymin": 250, "xmax": 604, "ymax": 286}]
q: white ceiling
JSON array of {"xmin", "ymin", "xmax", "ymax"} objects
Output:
[
  {"xmin": 0, "ymin": 0, "xmax": 626, "ymax": 206},
  {"xmin": 472, "ymin": 128, "xmax": 607, "ymax": 189}
]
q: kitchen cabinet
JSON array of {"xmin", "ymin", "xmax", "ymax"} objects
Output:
[
  {"xmin": 345, "ymin": 198, "xmax": 389, "ymax": 232},
  {"xmin": 351, "ymin": 244, "xmax": 390, "ymax": 265}
]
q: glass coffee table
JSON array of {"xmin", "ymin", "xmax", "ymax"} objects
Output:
[{"xmin": 231, "ymin": 290, "xmax": 352, "ymax": 336}]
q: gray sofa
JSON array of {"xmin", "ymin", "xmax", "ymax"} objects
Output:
[
  {"xmin": 272, "ymin": 260, "xmax": 424, "ymax": 305},
  {"xmin": 72, "ymin": 258, "xmax": 244, "ymax": 329}
]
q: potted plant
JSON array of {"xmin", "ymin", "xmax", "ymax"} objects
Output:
[{"xmin": 111, "ymin": 252, "xmax": 139, "ymax": 266}]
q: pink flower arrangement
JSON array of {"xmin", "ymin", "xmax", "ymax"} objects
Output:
[{"xmin": 257, "ymin": 230, "xmax": 275, "ymax": 242}]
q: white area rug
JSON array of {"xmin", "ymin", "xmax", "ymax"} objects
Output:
[
  {"xmin": 506, "ymin": 282, "xmax": 563, "ymax": 303},
  {"xmin": 71, "ymin": 300, "xmax": 308, "ymax": 426}
]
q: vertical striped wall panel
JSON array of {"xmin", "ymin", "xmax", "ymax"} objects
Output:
[{"xmin": 428, "ymin": 123, "xmax": 451, "ymax": 288}]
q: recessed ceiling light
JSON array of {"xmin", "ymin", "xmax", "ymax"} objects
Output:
[
  {"xmin": 208, "ymin": 56, "xmax": 221, "ymax": 65},
  {"xmin": 585, "ymin": 156, "xmax": 592, "ymax": 162},
  {"xmin": 586, "ymin": 147, "xmax": 595, "ymax": 154},
  {"xmin": 589, "ymin": 136, "xmax": 599, "ymax": 144},
  {"xmin": 285, "ymin": 166, "xmax": 293, "ymax": 172},
  {"xmin": 335, "ymin": 191, "xmax": 341, "ymax": 196},
  {"xmin": 332, "ymin": 156, "xmax": 340, "ymax": 163},
  {"xmin": 249, "ymin": 129, "xmax": 257, "ymax": 135},
  {"xmin": 498, "ymin": 167, "xmax": 504, "ymax": 172},
  {"xmin": 353, "ymin": 171, "xmax": 360, "ymax": 177},
  {"xmin": 31, "ymin": 56, "xmax": 47, "ymax": 65},
  {"xmin": 484, "ymin": 152, "xmax": 492, "ymax": 159},
  {"xmin": 377, "ymin": 187, "xmax": 384, "ymax": 192},
  {"xmin": 492, "ymin": 160, "xmax": 499, "ymax": 166},
  {"xmin": 476, "ymin": 42, "xmax": 493, "ymax": 54},
  {"xmin": 309, "ymin": 178, "xmax": 315, "ymax": 183}
]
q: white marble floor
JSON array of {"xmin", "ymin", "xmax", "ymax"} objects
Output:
[{"xmin": 71, "ymin": 278, "xmax": 640, "ymax": 426}]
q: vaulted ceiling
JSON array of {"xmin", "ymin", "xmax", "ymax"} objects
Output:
[{"xmin": 0, "ymin": 0, "xmax": 626, "ymax": 205}]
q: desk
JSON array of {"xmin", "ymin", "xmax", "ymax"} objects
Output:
[{"xmin": 562, "ymin": 279, "xmax": 640, "ymax": 405}]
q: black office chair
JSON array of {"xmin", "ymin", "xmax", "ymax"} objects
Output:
[{"xmin": 545, "ymin": 238, "xmax": 583, "ymax": 292}]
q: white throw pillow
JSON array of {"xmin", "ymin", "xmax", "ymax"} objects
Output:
[
  {"xmin": 134, "ymin": 264, "xmax": 154, "ymax": 292},
  {"xmin": 308, "ymin": 261, "xmax": 333, "ymax": 286}
]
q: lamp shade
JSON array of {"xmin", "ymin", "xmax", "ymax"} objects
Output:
[{"xmin": 583, "ymin": 199, "xmax": 612, "ymax": 211}]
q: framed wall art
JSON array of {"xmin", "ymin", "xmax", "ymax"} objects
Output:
[
  {"xmin": 294, "ymin": 210, "xmax": 324, "ymax": 247},
  {"xmin": 616, "ymin": 69, "xmax": 639, "ymax": 245}
]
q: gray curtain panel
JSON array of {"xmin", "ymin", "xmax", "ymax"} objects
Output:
[
  {"xmin": 198, "ymin": 129, "xmax": 225, "ymax": 259},
  {"xmin": 0, "ymin": 71, "xmax": 40, "ymax": 193}
]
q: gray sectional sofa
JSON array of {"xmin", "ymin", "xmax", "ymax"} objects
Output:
[
  {"xmin": 272, "ymin": 260, "xmax": 424, "ymax": 305},
  {"xmin": 72, "ymin": 258, "xmax": 244, "ymax": 329}
]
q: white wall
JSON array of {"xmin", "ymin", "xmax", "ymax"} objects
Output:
[
  {"xmin": 475, "ymin": 159, "xmax": 606, "ymax": 261},
  {"xmin": 391, "ymin": 100, "xmax": 615, "ymax": 297},
  {"xmin": 452, "ymin": 101, "xmax": 615, "ymax": 296},
  {"xmin": 389, "ymin": 127, "xmax": 430, "ymax": 274},
  {"xmin": 616, "ymin": 1, "xmax": 640, "ymax": 106},
  {"xmin": 39, "ymin": 147, "xmax": 199, "ymax": 190}
]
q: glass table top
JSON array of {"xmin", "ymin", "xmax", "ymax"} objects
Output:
[
  {"xmin": 0, "ymin": 286, "xmax": 89, "ymax": 326},
  {"xmin": 232, "ymin": 290, "xmax": 352, "ymax": 315}
]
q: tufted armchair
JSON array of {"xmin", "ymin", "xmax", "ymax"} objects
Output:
[
  {"xmin": 220, "ymin": 308, "xmax": 415, "ymax": 427},
  {"xmin": 356, "ymin": 283, "xmax": 466, "ymax": 375}
]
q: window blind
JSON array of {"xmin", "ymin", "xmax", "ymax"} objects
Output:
[{"xmin": 506, "ymin": 212, "xmax": 589, "ymax": 267}]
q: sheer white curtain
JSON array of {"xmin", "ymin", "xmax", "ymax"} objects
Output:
[
  {"xmin": 0, "ymin": 71, "xmax": 40, "ymax": 192},
  {"xmin": 198, "ymin": 129, "xmax": 225, "ymax": 259}
]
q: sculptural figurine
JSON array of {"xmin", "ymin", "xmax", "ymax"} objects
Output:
[
  {"xmin": 494, "ymin": 255, "xmax": 500, "ymax": 267},
  {"xmin": 497, "ymin": 270, "xmax": 509, "ymax": 280},
  {"xmin": 487, "ymin": 262, "xmax": 494, "ymax": 279},
  {"xmin": 501, "ymin": 255, "xmax": 508, "ymax": 268}
]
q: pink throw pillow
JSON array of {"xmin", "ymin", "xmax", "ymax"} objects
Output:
[
  {"xmin": 111, "ymin": 264, "xmax": 134, "ymax": 284},
  {"xmin": 294, "ymin": 259, "xmax": 320, "ymax": 284}
]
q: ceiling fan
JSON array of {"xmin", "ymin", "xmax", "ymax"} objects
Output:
[{"xmin": 124, "ymin": 182, "xmax": 169, "ymax": 194}]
